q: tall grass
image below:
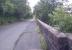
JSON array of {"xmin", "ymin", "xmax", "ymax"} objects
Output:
[{"xmin": 36, "ymin": 26, "xmax": 48, "ymax": 50}]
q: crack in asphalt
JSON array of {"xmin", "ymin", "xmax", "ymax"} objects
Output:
[
  {"xmin": 0, "ymin": 20, "xmax": 42, "ymax": 50},
  {"xmin": 13, "ymin": 32, "xmax": 36, "ymax": 50}
]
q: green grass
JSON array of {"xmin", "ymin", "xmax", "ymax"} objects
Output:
[
  {"xmin": 39, "ymin": 33, "xmax": 48, "ymax": 50},
  {"xmin": 36, "ymin": 26, "xmax": 48, "ymax": 50}
]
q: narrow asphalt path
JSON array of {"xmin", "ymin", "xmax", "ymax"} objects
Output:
[{"xmin": 0, "ymin": 20, "xmax": 42, "ymax": 50}]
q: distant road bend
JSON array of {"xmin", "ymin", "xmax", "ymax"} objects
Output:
[{"xmin": 0, "ymin": 19, "xmax": 42, "ymax": 50}]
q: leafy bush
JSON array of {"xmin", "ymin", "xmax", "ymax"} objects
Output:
[
  {"xmin": 50, "ymin": 7, "xmax": 72, "ymax": 33},
  {"xmin": 0, "ymin": 0, "xmax": 32, "ymax": 25}
]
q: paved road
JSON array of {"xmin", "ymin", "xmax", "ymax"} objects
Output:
[{"xmin": 0, "ymin": 20, "xmax": 42, "ymax": 50}]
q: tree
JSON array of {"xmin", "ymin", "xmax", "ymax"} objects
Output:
[
  {"xmin": 0, "ymin": 0, "xmax": 32, "ymax": 24},
  {"xmin": 50, "ymin": 7, "xmax": 72, "ymax": 33},
  {"xmin": 11, "ymin": 0, "xmax": 32, "ymax": 20},
  {"xmin": 34, "ymin": 0, "xmax": 56, "ymax": 24}
]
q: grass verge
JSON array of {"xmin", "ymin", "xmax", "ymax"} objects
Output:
[{"xmin": 36, "ymin": 26, "xmax": 48, "ymax": 50}]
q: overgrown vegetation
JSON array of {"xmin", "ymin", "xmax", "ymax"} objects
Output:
[
  {"xmin": 34, "ymin": 0, "xmax": 56, "ymax": 24},
  {"xmin": 0, "ymin": 0, "xmax": 32, "ymax": 25},
  {"xmin": 34, "ymin": 0, "xmax": 72, "ymax": 33},
  {"xmin": 39, "ymin": 32, "xmax": 48, "ymax": 50},
  {"xmin": 49, "ymin": 7, "xmax": 72, "ymax": 33},
  {"xmin": 36, "ymin": 26, "xmax": 48, "ymax": 50}
]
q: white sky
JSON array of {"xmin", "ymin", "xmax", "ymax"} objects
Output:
[
  {"xmin": 28, "ymin": 0, "xmax": 72, "ymax": 11},
  {"xmin": 68, "ymin": 0, "xmax": 72, "ymax": 4},
  {"xmin": 28, "ymin": 0, "xmax": 40, "ymax": 12}
]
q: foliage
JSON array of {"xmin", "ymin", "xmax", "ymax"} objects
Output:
[
  {"xmin": 33, "ymin": 0, "xmax": 56, "ymax": 24},
  {"xmin": 50, "ymin": 7, "xmax": 72, "ymax": 33},
  {"xmin": 0, "ymin": 0, "xmax": 32, "ymax": 24},
  {"xmin": 34, "ymin": 0, "xmax": 72, "ymax": 33}
]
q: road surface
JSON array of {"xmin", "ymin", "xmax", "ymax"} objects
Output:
[{"xmin": 0, "ymin": 20, "xmax": 42, "ymax": 50}]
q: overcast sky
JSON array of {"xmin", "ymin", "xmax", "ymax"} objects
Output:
[
  {"xmin": 68, "ymin": 0, "xmax": 72, "ymax": 4},
  {"xmin": 28, "ymin": 0, "xmax": 40, "ymax": 12}
]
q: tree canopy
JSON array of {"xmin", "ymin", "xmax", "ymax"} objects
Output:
[
  {"xmin": 34, "ymin": 0, "xmax": 56, "ymax": 24},
  {"xmin": 0, "ymin": 0, "xmax": 32, "ymax": 24},
  {"xmin": 34, "ymin": 0, "xmax": 72, "ymax": 33}
]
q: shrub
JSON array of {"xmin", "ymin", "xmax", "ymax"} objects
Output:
[{"xmin": 50, "ymin": 7, "xmax": 72, "ymax": 33}]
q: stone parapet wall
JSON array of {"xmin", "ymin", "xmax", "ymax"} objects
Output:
[{"xmin": 37, "ymin": 19, "xmax": 72, "ymax": 50}]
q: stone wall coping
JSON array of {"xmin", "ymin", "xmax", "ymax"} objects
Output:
[{"xmin": 37, "ymin": 19, "xmax": 66, "ymax": 38}]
